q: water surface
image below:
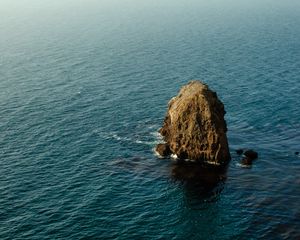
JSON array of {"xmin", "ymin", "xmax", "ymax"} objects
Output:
[{"xmin": 1, "ymin": 0, "xmax": 300, "ymax": 239}]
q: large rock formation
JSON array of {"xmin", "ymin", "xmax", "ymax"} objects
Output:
[{"xmin": 157, "ymin": 80, "xmax": 230, "ymax": 165}]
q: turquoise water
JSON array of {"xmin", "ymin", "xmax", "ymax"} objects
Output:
[{"xmin": 1, "ymin": 0, "xmax": 300, "ymax": 239}]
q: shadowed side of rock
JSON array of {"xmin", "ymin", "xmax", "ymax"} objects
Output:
[
  {"xmin": 155, "ymin": 143, "xmax": 171, "ymax": 157},
  {"xmin": 158, "ymin": 80, "xmax": 231, "ymax": 165}
]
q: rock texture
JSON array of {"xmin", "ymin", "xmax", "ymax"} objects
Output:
[
  {"xmin": 155, "ymin": 143, "xmax": 171, "ymax": 157},
  {"xmin": 158, "ymin": 80, "xmax": 230, "ymax": 165}
]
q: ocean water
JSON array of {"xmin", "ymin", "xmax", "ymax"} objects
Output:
[{"xmin": 1, "ymin": 0, "xmax": 300, "ymax": 239}]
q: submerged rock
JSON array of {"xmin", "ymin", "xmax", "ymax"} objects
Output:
[
  {"xmin": 239, "ymin": 149, "xmax": 258, "ymax": 166},
  {"xmin": 244, "ymin": 149, "xmax": 258, "ymax": 160},
  {"xmin": 236, "ymin": 149, "xmax": 244, "ymax": 155},
  {"xmin": 158, "ymin": 80, "xmax": 231, "ymax": 165},
  {"xmin": 241, "ymin": 157, "xmax": 253, "ymax": 166}
]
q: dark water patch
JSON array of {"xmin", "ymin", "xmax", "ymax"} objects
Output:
[{"xmin": 171, "ymin": 163, "xmax": 227, "ymax": 204}]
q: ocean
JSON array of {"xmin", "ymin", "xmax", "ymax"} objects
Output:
[{"xmin": 1, "ymin": 0, "xmax": 300, "ymax": 239}]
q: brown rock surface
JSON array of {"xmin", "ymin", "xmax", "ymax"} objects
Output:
[
  {"xmin": 155, "ymin": 143, "xmax": 171, "ymax": 157},
  {"xmin": 158, "ymin": 80, "xmax": 231, "ymax": 165}
]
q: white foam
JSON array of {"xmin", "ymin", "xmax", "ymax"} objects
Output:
[
  {"xmin": 113, "ymin": 134, "xmax": 121, "ymax": 140},
  {"xmin": 147, "ymin": 124, "xmax": 159, "ymax": 129},
  {"xmin": 150, "ymin": 131, "xmax": 163, "ymax": 139},
  {"xmin": 236, "ymin": 162, "xmax": 251, "ymax": 168},
  {"xmin": 136, "ymin": 140, "xmax": 160, "ymax": 146},
  {"xmin": 206, "ymin": 160, "xmax": 221, "ymax": 166},
  {"xmin": 153, "ymin": 148, "xmax": 164, "ymax": 158}
]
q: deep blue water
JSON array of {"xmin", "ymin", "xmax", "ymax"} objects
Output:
[{"xmin": 1, "ymin": 0, "xmax": 300, "ymax": 239}]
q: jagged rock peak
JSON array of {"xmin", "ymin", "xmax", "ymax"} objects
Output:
[{"xmin": 157, "ymin": 80, "xmax": 231, "ymax": 165}]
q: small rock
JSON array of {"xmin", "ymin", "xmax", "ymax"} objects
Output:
[
  {"xmin": 244, "ymin": 149, "xmax": 258, "ymax": 160},
  {"xmin": 241, "ymin": 157, "xmax": 253, "ymax": 166},
  {"xmin": 295, "ymin": 152, "xmax": 299, "ymax": 155},
  {"xmin": 236, "ymin": 149, "xmax": 244, "ymax": 155},
  {"xmin": 156, "ymin": 143, "xmax": 171, "ymax": 157}
]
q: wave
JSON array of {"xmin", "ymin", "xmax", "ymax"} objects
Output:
[{"xmin": 97, "ymin": 129, "xmax": 164, "ymax": 147}]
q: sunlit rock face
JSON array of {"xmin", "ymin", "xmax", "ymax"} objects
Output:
[{"xmin": 158, "ymin": 80, "xmax": 231, "ymax": 165}]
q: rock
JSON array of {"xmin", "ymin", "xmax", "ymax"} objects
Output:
[
  {"xmin": 241, "ymin": 157, "xmax": 253, "ymax": 166},
  {"xmin": 155, "ymin": 143, "xmax": 171, "ymax": 157},
  {"xmin": 295, "ymin": 152, "xmax": 299, "ymax": 155},
  {"xmin": 158, "ymin": 80, "xmax": 231, "ymax": 165},
  {"xmin": 239, "ymin": 149, "xmax": 258, "ymax": 166},
  {"xmin": 244, "ymin": 149, "xmax": 258, "ymax": 160},
  {"xmin": 236, "ymin": 149, "xmax": 244, "ymax": 155}
]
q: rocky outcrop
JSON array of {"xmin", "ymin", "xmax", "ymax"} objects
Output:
[
  {"xmin": 155, "ymin": 143, "xmax": 171, "ymax": 157},
  {"xmin": 158, "ymin": 80, "xmax": 230, "ymax": 165},
  {"xmin": 241, "ymin": 149, "xmax": 258, "ymax": 165},
  {"xmin": 236, "ymin": 149, "xmax": 258, "ymax": 160}
]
